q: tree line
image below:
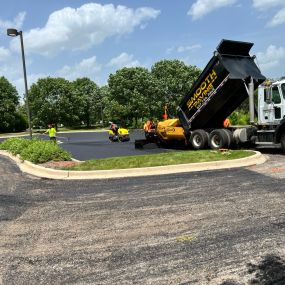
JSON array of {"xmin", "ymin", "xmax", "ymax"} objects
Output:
[{"xmin": 1, "ymin": 59, "xmax": 201, "ymax": 132}]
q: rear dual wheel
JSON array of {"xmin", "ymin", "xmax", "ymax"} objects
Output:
[
  {"xmin": 209, "ymin": 129, "xmax": 233, "ymax": 150},
  {"xmin": 190, "ymin": 129, "xmax": 209, "ymax": 150}
]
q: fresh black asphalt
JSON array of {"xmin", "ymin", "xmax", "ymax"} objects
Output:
[
  {"xmin": 55, "ymin": 130, "xmax": 174, "ymax": 160},
  {"xmin": 0, "ymin": 130, "xmax": 174, "ymax": 161}
]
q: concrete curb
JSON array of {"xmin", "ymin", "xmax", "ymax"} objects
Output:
[{"xmin": 0, "ymin": 150, "xmax": 267, "ymax": 180}]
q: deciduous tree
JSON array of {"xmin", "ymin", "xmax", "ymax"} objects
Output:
[{"xmin": 0, "ymin": 76, "xmax": 20, "ymax": 132}]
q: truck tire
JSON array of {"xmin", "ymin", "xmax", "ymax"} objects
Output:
[
  {"xmin": 190, "ymin": 129, "xmax": 209, "ymax": 150},
  {"xmin": 209, "ymin": 129, "xmax": 229, "ymax": 150},
  {"xmin": 281, "ymin": 132, "xmax": 285, "ymax": 153},
  {"xmin": 222, "ymin": 129, "xmax": 234, "ymax": 148}
]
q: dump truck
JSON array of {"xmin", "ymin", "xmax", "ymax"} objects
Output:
[{"xmin": 144, "ymin": 39, "xmax": 285, "ymax": 152}]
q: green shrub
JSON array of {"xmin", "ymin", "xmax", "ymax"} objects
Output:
[
  {"xmin": 0, "ymin": 137, "xmax": 32, "ymax": 155},
  {"xmin": 20, "ymin": 140, "xmax": 71, "ymax": 163},
  {"xmin": 0, "ymin": 137, "xmax": 71, "ymax": 163},
  {"xmin": 229, "ymin": 111, "xmax": 250, "ymax": 125}
]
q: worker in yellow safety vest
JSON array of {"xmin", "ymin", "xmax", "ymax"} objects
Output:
[{"xmin": 45, "ymin": 124, "xmax": 57, "ymax": 143}]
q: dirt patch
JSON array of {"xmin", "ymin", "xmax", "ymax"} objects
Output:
[{"xmin": 39, "ymin": 160, "xmax": 80, "ymax": 169}]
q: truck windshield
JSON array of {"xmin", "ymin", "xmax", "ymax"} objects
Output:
[
  {"xmin": 281, "ymin": 83, "xmax": 285, "ymax": 99},
  {"xmin": 272, "ymin": 86, "xmax": 281, "ymax": 104}
]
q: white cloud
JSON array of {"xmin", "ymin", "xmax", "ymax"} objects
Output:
[
  {"xmin": 166, "ymin": 47, "xmax": 174, "ymax": 54},
  {"xmin": 10, "ymin": 3, "xmax": 160, "ymax": 56},
  {"xmin": 188, "ymin": 0, "xmax": 237, "ymax": 20},
  {"xmin": 267, "ymin": 8, "xmax": 285, "ymax": 27},
  {"xmin": 167, "ymin": 44, "xmax": 201, "ymax": 54},
  {"xmin": 57, "ymin": 56, "xmax": 102, "ymax": 80},
  {"xmin": 107, "ymin": 52, "xmax": 140, "ymax": 68},
  {"xmin": 0, "ymin": 12, "xmax": 26, "ymax": 33},
  {"xmin": 252, "ymin": 0, "xmax": 285, "ymax": 10},
  {"xmin": 0, "ymin": 46, "xmax": 11, "ymax": 61},
  {"xmin": 252, "ymin": 0, "xmax": 285, "ymax": 27},
  {"xmin": 256, "ymin": 45, "xmax": 285, "ymax": 71},
  {"xmin": 177, "ymin": 44, "xmax": 202, "ymax": 53}
]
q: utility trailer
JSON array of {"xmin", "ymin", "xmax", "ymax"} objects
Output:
[{"xmin": 154, "ymin": 39, "xmax": 285, "ymax": 152}]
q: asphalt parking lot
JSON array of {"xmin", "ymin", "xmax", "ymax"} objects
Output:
[{"xmin": 0, "ymin": 153, "xmax": 284, "ymax": 284}]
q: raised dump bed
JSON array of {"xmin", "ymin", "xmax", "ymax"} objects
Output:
[{"xmin": 177, "ymin": 39, "xmax": 266, "ymax": 133}]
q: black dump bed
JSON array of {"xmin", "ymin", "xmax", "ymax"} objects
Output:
[{"xmin": 177, "ymin": 39, "xmax": 266, "ymax": 132}]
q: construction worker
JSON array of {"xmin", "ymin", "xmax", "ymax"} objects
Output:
[
  {"xmin": 143, "ymin": 120, "xmax": 150, "ymax": 133},
  {"xmin": 144, "ymin": 118, "xmax": 155, "ymax": 132},
  {"xmin": 45, "ymin": 124, "xmax": 57, "ymax": 143},
  {"xmin": 109, "ymin": 122, "xmax": 118, "ymax": 135},
  {"xmin": 144, "ymin": 118, "xmax": 156, "ymax": 140}
]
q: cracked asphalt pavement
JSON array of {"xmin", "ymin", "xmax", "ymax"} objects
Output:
[{"xmin": 0, "ymin": 151, "xmax": 285, "ymax": 284}]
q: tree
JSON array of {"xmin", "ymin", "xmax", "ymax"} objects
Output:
[
  {"xmin": 29, "ymin": 77, "xmax": 77, "ymax": 127},
  {"xmin": 14, "ymin": 104, "xmax": 28, "ymax": 132},
  {"xmin": 151, "ymin": 60, "xmax": 201, "ymax": 117},
  {"xmin": 71, "ymin": 78, "xmax": 100, "ymax": 127},
  {"xmin": 108, "ymin": 67, "xmax": 160, "ymax": 126},
  {"xmin": 99, "ymin": 85, "xmax": 111, "ymax": 126},
  {"xmin": 0, "ymin": 76, "xmax": 20, "ymax": 132}
]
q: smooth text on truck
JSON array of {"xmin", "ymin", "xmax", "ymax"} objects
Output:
[{"xmin": 146, "ymin": 39, "xmax": 285, "ymax": 152}]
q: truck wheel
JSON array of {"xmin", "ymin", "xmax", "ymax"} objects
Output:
[
  {"xmin": 222, "ymin": 129, "xmax": 234, "ymax": 148},
  {"xmin": 281, "ymin": 132, "xmax": 285, "ymax": 153},
  {"xmin": 190, "ymin": 129, "xmax": 209, "ymax": 150},
  {"xmin": 209, "ymin": 129, "xmax": 229, "ymax": 150}
]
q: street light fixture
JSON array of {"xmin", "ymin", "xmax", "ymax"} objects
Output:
[{"xmin": 7, "ymin": 28, "xmax": 32, "ymax": 139}]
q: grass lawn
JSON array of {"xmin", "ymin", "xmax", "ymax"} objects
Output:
[{"xmin": 64, "ymin": 150, "xmax": 255, "ymax": 171}]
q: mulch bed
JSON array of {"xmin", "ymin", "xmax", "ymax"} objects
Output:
[{"xmin": 39, "ymin": 160, "xmax": 81, "ymax": 169}]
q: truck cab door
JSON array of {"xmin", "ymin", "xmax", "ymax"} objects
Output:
[
  {"xmin": 258, "ymin": 85, "xmax": 283, "ymax": 124},
  {"xmin": 272, "ymin": 85, "xmax": 283, "ymax": 121}
]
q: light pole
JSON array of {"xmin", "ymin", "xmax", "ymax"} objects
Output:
[{"xmin": 7, "ymin": 28, "xmax": 32, "ymax": 139}]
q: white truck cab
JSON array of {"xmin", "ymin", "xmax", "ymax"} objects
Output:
[{"xmin": 258, "ymin": 78, "xmax": 285, "ymax": 125}]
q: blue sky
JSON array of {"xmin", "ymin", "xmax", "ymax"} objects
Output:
[{"xmin": 0, "ymin": 0, "xmax": 285, "ymax": 97}]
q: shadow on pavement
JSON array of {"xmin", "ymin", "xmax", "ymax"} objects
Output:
[
  {"xmin": 247, "ymin": 254, "xmax": 285, "ymax": 284},
  {"xmin": 0, "ymin": 194, "xmax": 28, "ymax": 221},
  {"xmin": 221, "ymin": 254, "xmax": 285, "ymax": 285}
]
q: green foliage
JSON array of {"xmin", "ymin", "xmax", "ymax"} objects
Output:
[
  {"xmin": 0, "ymin": 137, "xmax": 32, "ymax": 155},
  {"xmin": 71, "ymin": 78, "xmax": 100, "ymax": 127},
  {"xmin": 0, "ymin": 76, "xmax": 20, "ymax": 132},
  {"xmin": 14, "ymin": 112, "xmax": 28, "ymax": 132},
  {"xmin": 20, "ymin": 140, "xmax": 71, "ymax": 163},
  {"xmin": 29, "ymin": 77, "xmax": 77, "ymax": 127},
  {"xmin": 151, "ymin": 60, "xmax": 201, "ymax": 117},
  {"xmin": 100, "ymin": 85, "xmax": 110, "ymax": 125},
  {"xmin": 229, "ymin": 111, "xmax": 250, "ymax": 125},
  {"xmin": 0, "ymin": 137, "xmax": 71, "ymax": 163},
  {"xmin": 108, "ymin": 67, "xmax": 160, "ymax": 126},
  {"xmin": 27, "ymin": 60, "xmax": 201, "ymax": 128}
]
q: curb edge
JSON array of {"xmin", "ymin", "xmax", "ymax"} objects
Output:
[{"xmin": 0, "ymin": 150, "xmax": 267, "ymax": 180}]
